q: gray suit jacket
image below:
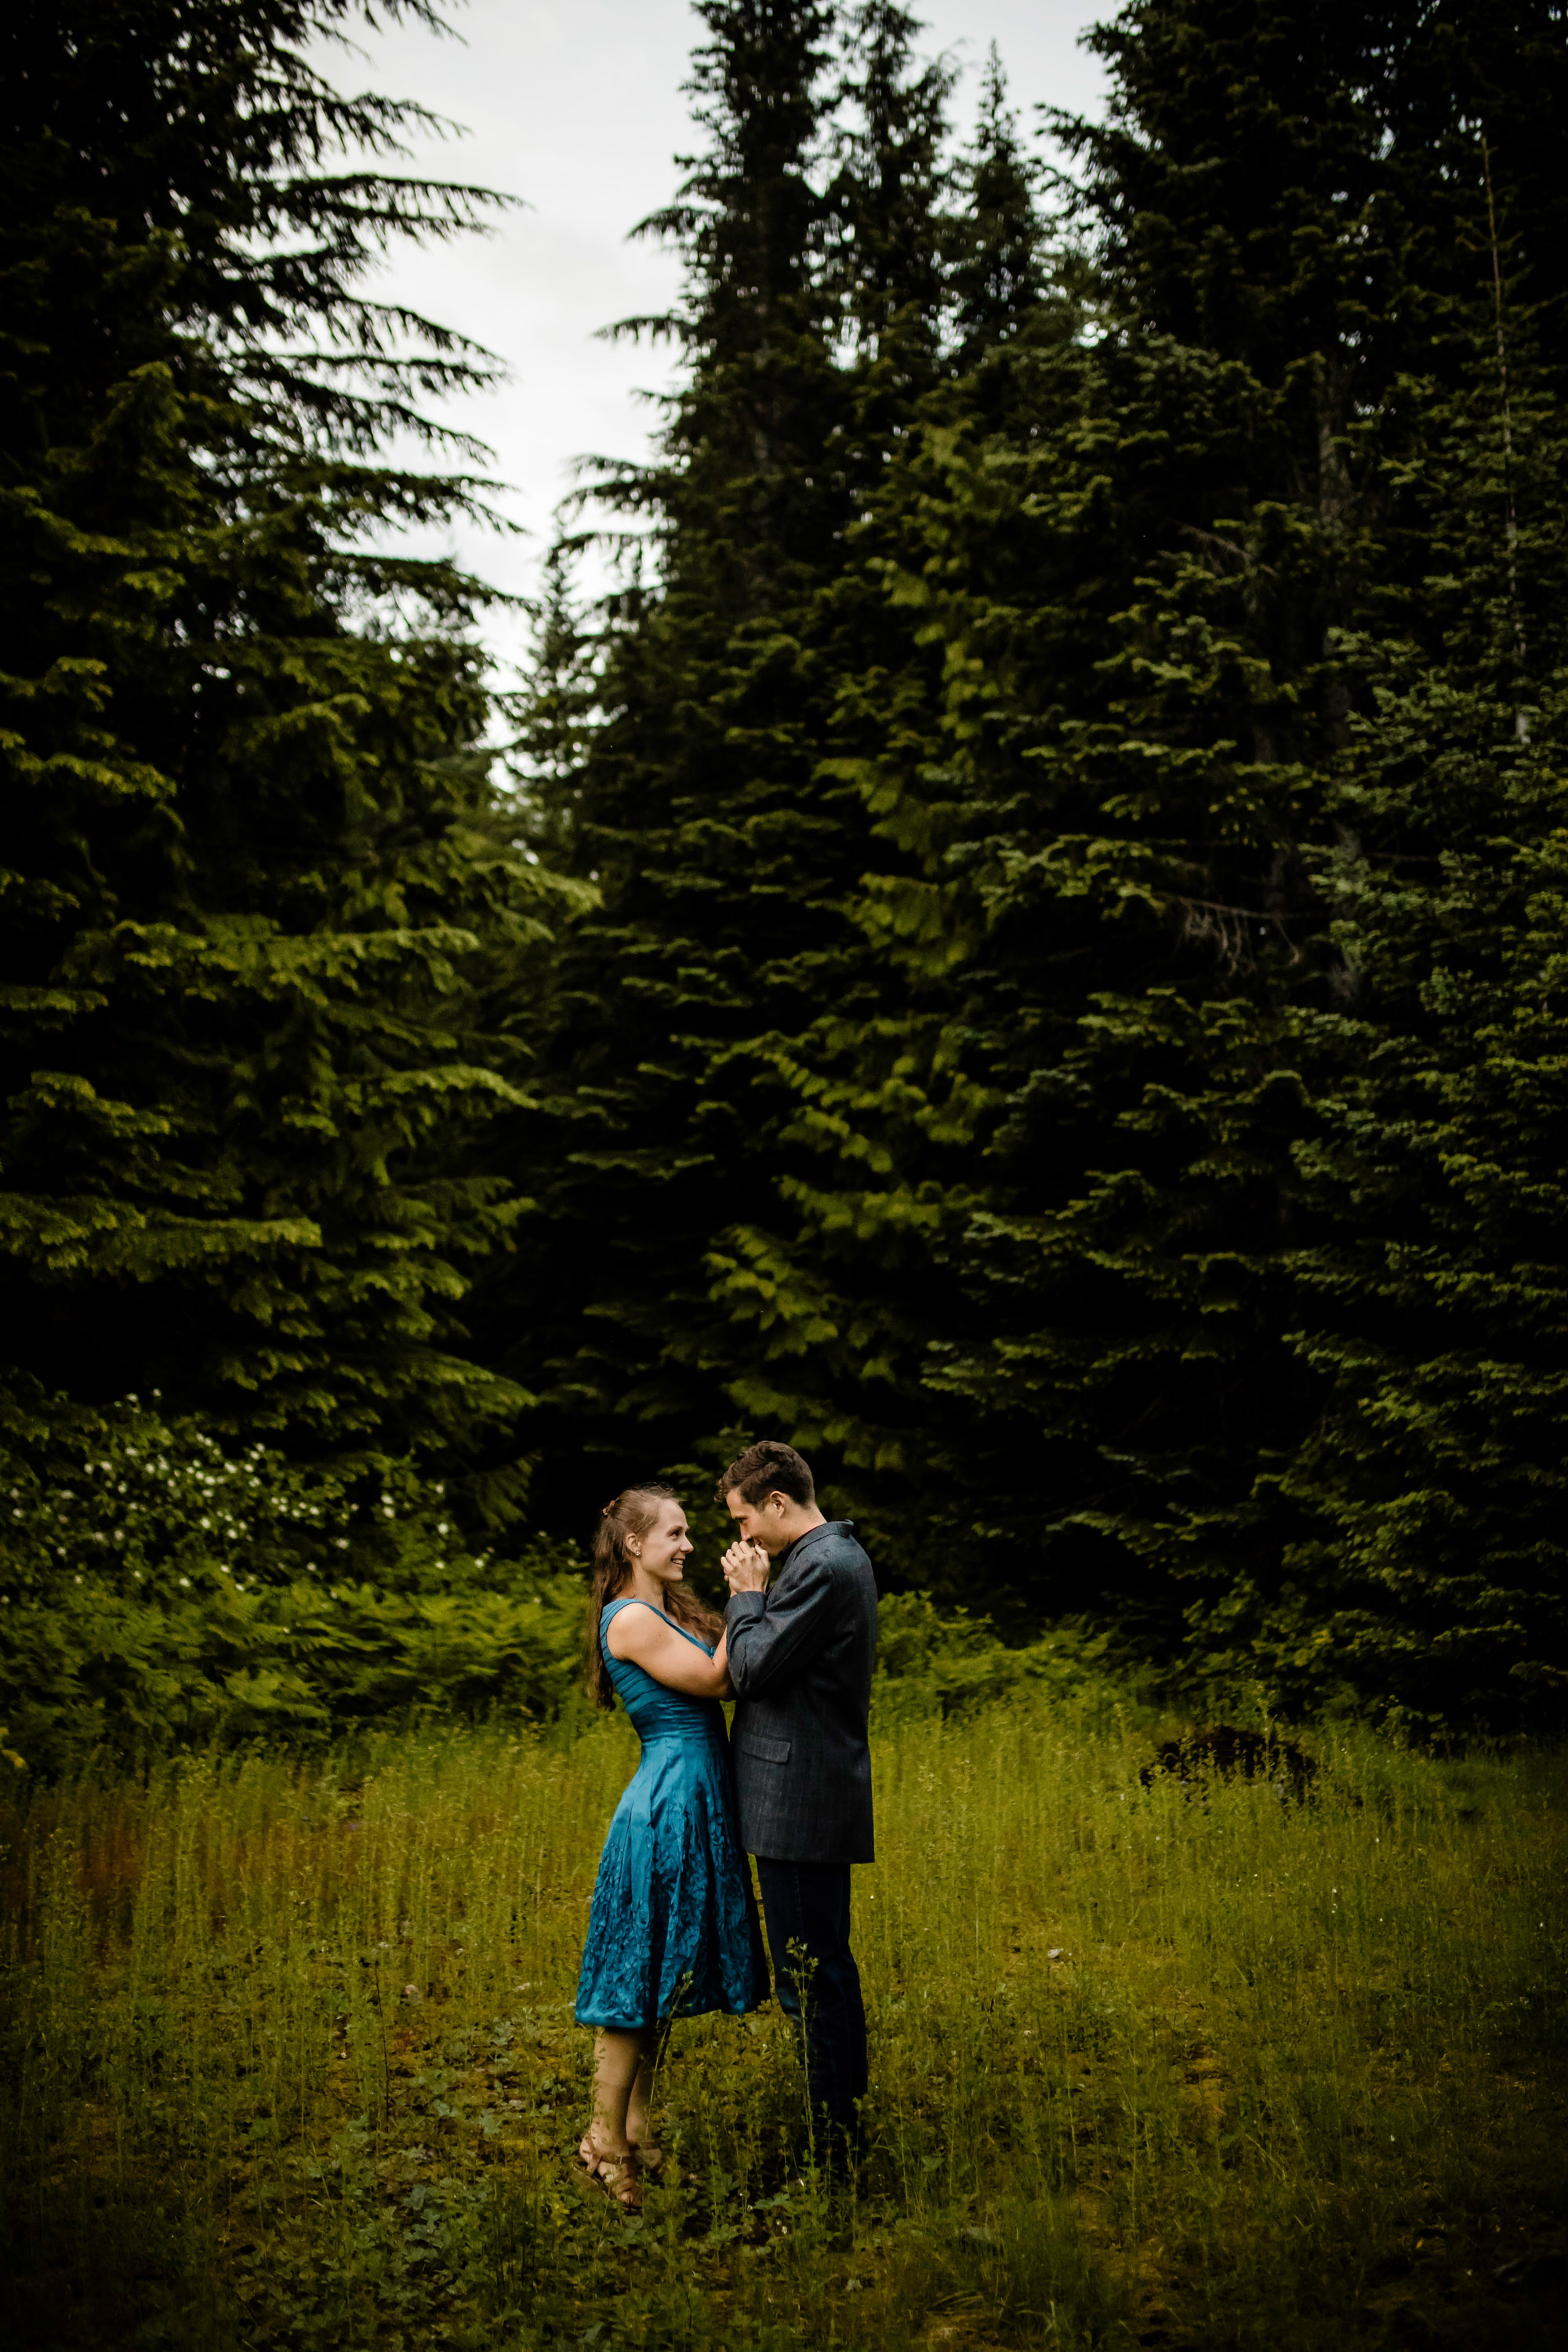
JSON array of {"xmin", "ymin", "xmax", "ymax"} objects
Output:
[{"xmin": 725, "ymin": 1519, "xmax": 878, "ymax": 1864}]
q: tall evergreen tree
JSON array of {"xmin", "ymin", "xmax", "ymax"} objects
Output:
[
  {"xmin": 948, "ymin": 44, "xmax": 1051, "ymax": 368},
  {"xmin": 506, "ymin": 16, "xmax": 1085, "ymax": 1565},
  {"xmin": 1258, "ymin": 163, "xmax": 1568, "ymax": 1730},
  {"xmin": 686, "ymin": 3, "xmax": 969, "ymax": 1544},
  {"xmin": 499, "ymin": 0, "xmax": 917, "ymax": 1525},
  {"xmin": 777, "ymin": 0, "xmax": 1568, "ymax": 1642},
  {"xmin": 911, "ymin": 0, "xmax": 1415, "ymax": 1633},
  {"xmin": 851, "ymin": 0, "xmax": 1568, "ymax": 1695},
  {"xmin": 768, "ymin": 0, "xmax": 1403, "ymax": 1620},
  {"xmin": 0, "ymin": 0, "xmax": 554, "ymax": 1472},
  {"xmin": 693, "ymin": 38, "xmax": 1068, "ymax": 1562}
]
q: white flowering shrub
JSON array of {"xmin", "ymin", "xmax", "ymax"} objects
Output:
[{"xmin": 0, "ymin": 1392, "xmax": 588, "ymax": 1773}]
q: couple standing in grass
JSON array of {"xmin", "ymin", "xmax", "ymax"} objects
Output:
[{"xmin": 573, "ymin": 1440, "xmax": 877, "ymax": 2207}]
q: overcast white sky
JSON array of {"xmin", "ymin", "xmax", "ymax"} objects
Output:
[{"xmin": 328, "ymin": 0, "xmax": 1109, "ymax": 678}]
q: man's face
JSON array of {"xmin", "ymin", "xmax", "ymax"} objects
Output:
[{"xmin": 725, "ymin": 1488, "xmax": 789, "ymax": 1556}]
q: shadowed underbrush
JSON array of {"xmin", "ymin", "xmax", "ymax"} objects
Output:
[{"xmin": 2, "ymin": 1692, "xmax": 1565, "ymax": 2350}]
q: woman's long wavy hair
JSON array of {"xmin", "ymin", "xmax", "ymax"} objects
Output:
[{"xmin": 587, "ymin": 1485, "xmax": 724, "ymax": 1710}]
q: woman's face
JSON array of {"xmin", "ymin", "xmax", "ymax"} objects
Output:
[{"xmin": 634, "ymin": 1498, "xmax": 692, "ymax": 1587}]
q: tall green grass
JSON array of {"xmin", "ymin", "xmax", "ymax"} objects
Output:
[{"xmin": 2, "ymin": 1693, "xmax": 1564, "ymax": 2348}]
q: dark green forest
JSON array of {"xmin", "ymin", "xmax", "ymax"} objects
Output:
[{"xmin": 5, "ymin": 0, "xmax": 1568, "ymax": 1765}]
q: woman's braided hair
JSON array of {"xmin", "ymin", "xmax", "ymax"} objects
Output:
[{"xmin": 586, "ymin": 1485, "xmax": 724, "ymax": 1710}]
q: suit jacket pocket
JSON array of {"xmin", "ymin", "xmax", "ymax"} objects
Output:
[{"xmin": 739, "ymin": 1733, "xmax": 792, "ymax": 1765}]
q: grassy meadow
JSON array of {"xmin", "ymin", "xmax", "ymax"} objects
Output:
[{"xmin": 2, "ymin": 1689, "xmax": 1565, "ymax": 2351}]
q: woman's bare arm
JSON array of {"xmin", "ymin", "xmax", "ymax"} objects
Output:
[
  {"xmin": 607, "ymin": 1603, "xmax": 731, "ymax": 1697},
  {"xmin": 711, "ymin": 1631, "xmax": 735, "ymax": 1700}
]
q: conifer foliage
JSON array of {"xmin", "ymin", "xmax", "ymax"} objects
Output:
[
  {"xmin": 509, "ymin": 0, "xmax": 1568, "ymax": 1722},
  {"xmin": 6, "ymin": 0, "xmax": 1568, "ymax": 1747},
  {"xmin": 0, "ymin": 0, "xmax": 550, "ymax": 1464},
  {"xmin": 902, "ymin": 0, "xmax": 1443, "ymax": 1637},
  {"xmin": 1274, "ymin": 144, "xmax": 1568, "ymax": 1731},
  {"xmin": 502, "ymin": 2, "xmax": 866, "ymax": 1511}
]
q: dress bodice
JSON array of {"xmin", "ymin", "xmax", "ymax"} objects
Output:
[{"xmin": 600, "ymin": 1597, "xmax": 725, "ymax": 1746}]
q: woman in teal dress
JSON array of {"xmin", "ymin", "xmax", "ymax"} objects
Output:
[{"xmin": 575, "ymin": 1484, "xmax": 768, "ymax": 2206}]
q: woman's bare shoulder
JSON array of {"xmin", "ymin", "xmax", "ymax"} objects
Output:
[{"xmin": 604, "ymin": 1599, "xmax": 662, "ymax": 1658}]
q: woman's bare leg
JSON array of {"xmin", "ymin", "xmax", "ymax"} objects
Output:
[
  {"xmin": 626, "ymin": 2024, "xmax": 670, "ymax": 2158},
  {"xmin": 580, "ymin": 2029, "xmax": 651, "ymax": 2204},
  {"xmin": 626, "ymin": 2054, "xmax": 654, "ymax": 2147}
]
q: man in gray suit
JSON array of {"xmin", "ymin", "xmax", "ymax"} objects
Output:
[{"xmin": 718, "ymin": 1439, "xmax": 877, "ymax": 2165}]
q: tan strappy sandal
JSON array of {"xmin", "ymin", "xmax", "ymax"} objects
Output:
[{"xmin": 577, "ymin": 2130, "xmax": 642, "ymax": 2211}]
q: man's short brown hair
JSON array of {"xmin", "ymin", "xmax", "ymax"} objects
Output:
[{"xmin": 717, "ymin": 1439, "xmax": 816, "ymax": 1510}]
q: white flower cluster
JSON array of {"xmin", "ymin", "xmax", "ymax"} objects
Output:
[
  {"xmin": 0, "ymin": 1400, "xmax": 479, "ymax": 1617},
  {"xmin": 9, "ymin": 1408, "xmax": 372, "ymax": 1599}
]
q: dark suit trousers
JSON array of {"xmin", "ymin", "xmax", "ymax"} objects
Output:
[{"xmin": 755, "ymin": 1857, "xmax": 867, "ymax": 2159}]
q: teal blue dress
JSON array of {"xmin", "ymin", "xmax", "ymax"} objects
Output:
[{"xmin": 575, "ymin": 1598, "xmax": 768, "ymax": 2031}]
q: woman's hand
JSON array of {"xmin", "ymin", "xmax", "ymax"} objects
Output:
[
  {"xmin": 720, "ymin": 1538, "xmax": 769, "ymax": 1594},
  {"xmin": 606, "ymin": 1603, "xmax": 731, "ymax": 1697}
]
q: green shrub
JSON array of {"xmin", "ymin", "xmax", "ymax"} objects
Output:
[
  {"xmin": 0, "ymin": 1392, "xmax": 589, "ymax": 1773},
  {"xmin": 872, "ymin": 1591, "xmax": 1119, "ymax": 1725}
]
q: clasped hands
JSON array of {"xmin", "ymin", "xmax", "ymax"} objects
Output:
[{"xmin": 720, "ymin": 1537, "xmax": 770, "ymax": 1595}]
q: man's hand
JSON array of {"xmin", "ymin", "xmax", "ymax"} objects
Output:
[{"xmin": 721, "ymin": 1537, "xmax": 770, "ymax": 1595}]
